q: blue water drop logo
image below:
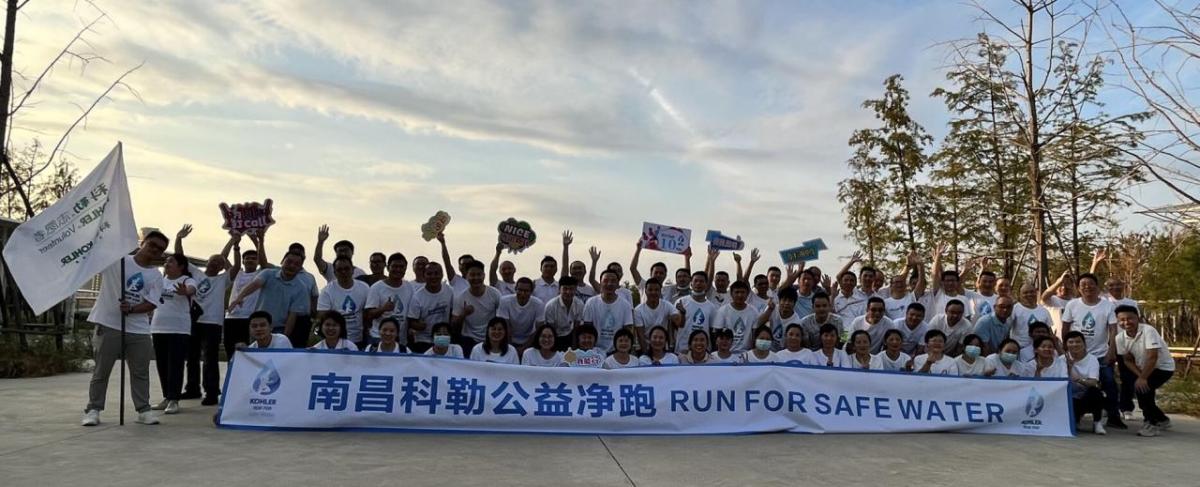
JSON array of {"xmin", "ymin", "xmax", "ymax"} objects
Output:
[
  {"xmin": 1082, "ymin": 313, "xmax": 1097, "ymax": 334},
  {"xmin": 197, "ymin": 279, "xmax": 212, "ymax": 295},
  {"xmin": 125, "ymin": 273, "xmax": 145, "ymax": 293},
  {"xmin": 252, "ymin": 360, "xmax": 282, "ymax": 395},
  {"xmin": 1025, "ymin": 387, "xmax": 1045, "ymax": 418},
  {"xmin": 695, "ymin": 309, "xmax": 706, "ymax": 326},
  {"xmin": 341, "ymin": 295, "xmax": 357, "ymax": 313}
]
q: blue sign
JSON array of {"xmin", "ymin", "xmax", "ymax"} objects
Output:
[
  {"xmin": 779, "ymin": 239, "xmax": 828, "ymax": 264},
  {"xmin": 704, "ymin": 230, "xmax": 744, "ymax": 251}
]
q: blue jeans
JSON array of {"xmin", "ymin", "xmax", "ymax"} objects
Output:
[{"xmin": 1099, "ymin": 364, "xmax": 1120, "ymax": 419}]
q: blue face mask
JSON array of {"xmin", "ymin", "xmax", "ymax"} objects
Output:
[
  {"xmin": 1000, "ymin": 352, "xmax": 1018, "ymax": 365},
  {"xmin": 964, "ymin": 345, "xmax": 981, "ymax": 358},
  {"xmin": 755, "ymin": 339, "xmax": 773, "ymax": 351},
  {"xmin": 433, "ymin": 335, "xmax": 451, "ymax": 347}
]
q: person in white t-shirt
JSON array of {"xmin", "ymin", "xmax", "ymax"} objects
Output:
[
  {"xmin": 709, "ymin": 328, "xmax": 739, "ymax": 363},
  {"xmin": 522, "ymin": 325, "xmax": 564, "ymax": 367},
  {"xmin": 497, "ymin": 278, "xmax": 546, "ymax": 351},
  {"xmin": 603, "ymin": 328, "xmax": 640, "ymax": 369},
  {"xmin": 543, "ymin": 276, "xmax": 584, "ymax": 350},
  {"xmin": 849, "ymin": 297, "xmax": 896, "ymax": 354},
  {"xmin": 896, "ymin": 302, "xmax": 929, "ymax": 356},
  {"xmin": 714, "ymin": 281, "xmax": 763, "ymax": 353},
  {"xmin": 424, "ymin": 323, "xmax": 464, "ymax": 359},
  {"xmin": 797, "ymin": 292, "xmax": 845, "ymax": 352},
  {"xmin": 674, "ymin": 271, "xmax": 718, "ymax": 353},
  {"xmin": 223, "ymin": 236, "xmax": 262, "ymax": 367},
  {"xmin": 634, "ymin": 277, "xmax": 681, "ymax": 353},
  {"xmin": 1061, "ymin": 272, "xmax": 1123, "ymax": 430},
  {"xmin": 365, "ymin": 253, "xmax": 413, "ymax": 347},
  {"xmin": 741, "ymin": 326, "xmax": 780, "ymax": 364},
  {"xmin": 805, "ymin": 324, "xmax": 853, "ymax": 368},
  {"xmin": 970, "ymin": 271, "xmax": 1000, "ymax": 322},
  {"xmin": 245, "ymin": 311, "xmax": 291, "ymax": 349},
  {"xmin": 747, "ymin": 274, "xmax": 772, "ymax": 313},
  {"xmin": 313, "ymin": 225, "xmax": 366, "ymax": 284},
  {"xmin": 310, "ymin": 313, "xmax": 358, "ymax": 351},
  {"xmin": 984, "ymin": 339, "xmax": 1027, "ymax": 377},
  {"xmin": 833, "ymin": 270, "xmax": 868, "ymax": 323},
  {"xmin": 928, "ymin": 300, "xmax": 972, "ymax": 357},
  {"xmin": 678, "ymin": 329, "xmax": 712, "ymax": 365},
  {"xmin": 1012, "ymin": 283, "xmax": 1051, "ymax": 359},
  {"xmin": 764, "ymin": 286, "xmax": 804, "ymax": 351},
  {"xmin": 847, "ymin": 330, "xmax": 872, "ymax": 369},
  {"xmin": 1114, "ymin": 305, "xmax": 1175, "ymax": 437},
  {"xmin": 582, "ymin": 270, "xmax": 633, "ymax": 352},
  {"xmin": 776, "ymin": 324, "xmax": 814, "ymax": 364},
  {"xmin": 173, "ymin": 225, "xmax": 236, "ymax": 405},
  {"xmin": 1040, "ymin": 269, "xmax": 1076, "ymax": 334},
  {"xmin": 639, "ymin": 326, "xmax": 679, "ymax": 366},
  {"xmin": 709, "ymin": 271, "xmax": 731, "ymax": 306},
  {"xmin": 81, "ymin": 231, "xmax": 168, "ymax": 427},
  {"xmin": 1028, "ymin": 336, "xmax": 1066, "ymax": 378},
  {"xmin": 406, "ymin": 263, "xmax": 455, "ymax": 354},
  {"xmin": 488, "ymin": 243, "xmax": 518, "ymax": 296},
  {"xmin": 150, "ymin": 253, "xmax": 197, "ymax": 416},
  {"xmin": 317, "ymin": 256, "xmax": 371, "ymax": 348},
  {"xmin": 955, "ymin": 334, "xmax": 987, "ymax": 377},
  {"xmin": 911, "ymin": 330, "xmax": 960, "ymax": 376},
  {"xmin": 434, "ymin": 231, "xmax": 472, "ymax": 295},
  {"xmin": 469, "ymin": 318, "xmax": 519, "ymax": 364},
  {"xmin": 1064, "ymin": 331, "xmax": 1105, "ymax": 434},
  {"xmin": 629, "ymin": 239, "xmax": 671, "ymax": 300},
  {"xmin": 452, "ymin": 261, "xmax": 502, "ymax": 352},
  {"xmin": 365, "ymin": 318, "xmax": 407, "ymax": 353},
  {"xmin": 870, "ymin": 329, "xmax": 912, "ymax": 372},
  {"xmin": 671, "ymin": 267, "xmax": 694, "ymax": 303}
]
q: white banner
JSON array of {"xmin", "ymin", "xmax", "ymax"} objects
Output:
[
  {"xmin": 2, "ymin": 143, "xmax": 138, "ymax": 314},
  {"xmin": 218, "ymin": 350, "xmax": 1075, "ymax": 437}
]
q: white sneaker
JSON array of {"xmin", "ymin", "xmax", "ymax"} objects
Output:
[
  {"xmin": 1137, "ymin": 424, "xmax": 1159, "ymax": 437},
  {"xmin": 1122, "ymin": 411, "xmax": 1134, "ymax": 422},
  {"xmin": 80, "ymin": 410, "xmax": 100, "ymax": 427},
  {"xmin": 151, "ymin": 400, "xmax": 169, "ymax": 411},
  {"xmin": 1158, "ymin": 419, "xmax": 1172, "ymax": 430},
  {"xmin": 164, "ymin": 400, "xmax": 180, "ymax": 415},
  {"xmin": 135, "ymin": 411, "xmax": 160, "ymax": 425},
  {"xmin": 1093, "ymin": 421, "xmax": 1106, "ymax": 435}
]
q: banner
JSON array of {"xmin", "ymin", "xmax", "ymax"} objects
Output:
[
  {"xmin": 779, "ymin": 238, "xmax": 828, "ymax": 265},
  {"xmin": 219, "ymin": 199, "xmax": 275, "ymax": 236},
  {"xmin": 639, "ymin": 222, "xmax": 691, "ymax": 254},
  {"xmin": 704, "ymin": 230, "xmax": 744, "ymax": 251},
  {"xmin": 497, "ymin": 218, "xmax": 536, "ymax": 253},
  {"xmin": 218, "ymin": 350, "xmax": 1075, "ymax": 437},
  {"xmin": 2, "ymin": 143, "xmax": 138, "ymax": 314}
]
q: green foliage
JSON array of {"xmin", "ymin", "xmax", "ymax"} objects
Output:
[
  {"xmin": 1160, "ymin": 371, "xmax": 1200, "ymax": 416},
  {"xmin": 0, "ymin": 326, "xmax": 92, "ymax": 378}
]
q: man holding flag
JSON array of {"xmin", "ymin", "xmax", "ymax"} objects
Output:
[{"xmin": 0, "ymin": 143, "xmax": 149, "ymax": 426}]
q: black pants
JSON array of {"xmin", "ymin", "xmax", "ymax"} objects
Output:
[
  {"xmin": 1117, "ymin": 360, "xmax": 1136, "ymax": 412},
  {"xmin": 1072, "ymin": 386, "xmax": 1104, "ymax": 423},
  {"xmin": 224, "ymin": 318, "xmax": 249, "ymax": 360},
  {"xmin": 409, "ymin": 342, "xmax": 432, "ymax": 354},
  {"xmin": 1120, "ymin": 364, "xmax": 1173, "ymax": 425},
  {"xmin": 457, "ymin": 337, "xmax": 478, "ymax": 355},
  {"xmin": 185, "ymin": 322, "xmax": 222, "ymax": 398},
  {"xmin": 287, "ymin": 315, "xmax": 313, "ymax": 348},
  {"xmin": 153, "ymin": 333, "xmax": 190, "ymax": 401}
]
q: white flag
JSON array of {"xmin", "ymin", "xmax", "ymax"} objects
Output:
[{"xmin": 2, "ymin": 143, "xmax": 138, "ymax": 314}]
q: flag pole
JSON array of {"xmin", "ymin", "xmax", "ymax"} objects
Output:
[{"xmin": 119, "ymin": 257, "xmax": 126, "ymax": 426}]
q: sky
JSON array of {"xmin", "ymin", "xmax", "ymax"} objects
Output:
[{"xmin": 7, "ymin": 0, "xmax": 1184, "ymax": 283}]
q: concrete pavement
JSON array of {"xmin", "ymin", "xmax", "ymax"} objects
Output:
[{"xmin": 0, "ymin": 369, "xmax": 1195, "ymax": 487}]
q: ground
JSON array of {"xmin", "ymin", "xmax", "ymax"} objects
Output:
[{"xmin": 1, "ymin": 369, "xmax": 1196, "ymax": 487}]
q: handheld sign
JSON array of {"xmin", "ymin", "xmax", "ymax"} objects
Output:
[
  {"xmin": 219, "ymin": 199, "xmax": 276, "ymax": 236},
  {"xmin": 497, "ymin": 218, "xmax": 537, "ymax": 253},
  {"xmin": 704, "ymin": 230, "xmax": 744, "ymax": 251},
  {"xmin": 420, "ymin": 211, "xmax": 452, "ymax": 241},
  {"xmin": 779, "ymin": 239, "xmax": 828, "ymax": 265},
  {"xmin": 640, "ymin": 222, "xmax": 691, "ymax": 254},
  {"xmin": 562, "ymin": 348, "xmax": 604, "ymax": 368}
]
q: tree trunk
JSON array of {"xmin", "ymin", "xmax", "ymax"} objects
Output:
[
  {"xmin": 0, "ymin": 0, "xmax": 32, "ymax": 218},
  {"xmin": 1023, "ymin": 3, "xmax": 1050, "ymax": 290}
]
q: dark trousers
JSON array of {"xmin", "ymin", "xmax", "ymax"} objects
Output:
[
  {"xmin": 457, "ymin": 336, "xmax": 478, "ymax": 355},
  {"xmin": 287, "ymin": 315, "xmax": 313, "ymax": 348},
  {"xmin": 152, "ymin": 333, "xmax": 190, "ymax": 401},
  {"xmin": 223, "ymin": 318, "xmax": 249, "ymax": 360},
  {"xmin": 1098, "ymin": 364, "xmax": 1120, "ymax": 418},
  {"xmin": 1120, "ymin": 365, "xmax": 1173, "ymax": 425},
  {"xmin": 1072, "ymin": 387, "xmax": 1104, "ymax": 423},
  {"xmin": 1117, "ymin": 360, "xmax": 1136, "ymax": 412},
  {"xmin": 185, "ymin": 322, "xmax": 222, "ymax": 398},
  {"xmin": 409, "ymin": 342, "xmax": 432, "ymax": 354}
]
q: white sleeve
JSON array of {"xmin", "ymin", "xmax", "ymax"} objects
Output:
[
  {"xmin": 316, "ymin": 288, "xmax": 332, "ymax": 311},
  {"xmin": 496, "ymin": 299, "xmax": 511, "ymax": 320}
]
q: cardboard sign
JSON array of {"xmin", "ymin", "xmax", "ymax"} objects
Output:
[
  {"xmin": 219, "ymin": 199, "xmax": 276, "ymax": 236},
  {"xmin": 779, "ymin": 239, "xmax": 828, "ymax": 265},
  {"xmin": 420, "ymin": 211, "xmax": 452, "ymax": 241},
  {"xmin": 562, "ymin": 348, "xmax": 605, "ymax": 368},
  {"xmin": 497, "ymin": 218, "xmax": 537, "ymax": 253},
  {"xmin": 704, "ymin": 230, "xmax": 744, "ymax": 251},
  {"xmin": 640, "ymin": 222, "xmax": 691, "ymax": 254}
]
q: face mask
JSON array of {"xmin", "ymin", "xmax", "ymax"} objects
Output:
[
  {"xmin": 964, "ymin": 345, "xmax": 981, "ymax": 358},
  {"xmin": 433, "ymin": 335, "xmax": 451, "ymax": 347},
  {"xmin": 691, "ymin": 289, "xmax": 706, "ymax": 297},
  {"xmin": 1000, "ymin": 352, "xmax": 1018, "ymax": 365},
  {"xmin": 755, "ymin": 339, "xmax": 772, "ymax": 351}
]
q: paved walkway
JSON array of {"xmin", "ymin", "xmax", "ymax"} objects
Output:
[{"xmin": 1, "ymin": 369, "xmax": 1195, "ymax": 487}]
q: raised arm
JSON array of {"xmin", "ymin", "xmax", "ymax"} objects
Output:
[
  {"xmin": 630, "ymin": 240, "xmax": 645, "ymax": 286},
  {"xmin": 733, "ymin": 252, "xmax": 745, "ymax": 282},
  {"xmin": 683, "ymin": 246, "xmax": 693, "ymax": 274},
  {"xmin": 489, "ymin": 243, "xmax": 503, "ymax": 286},
  {"xmin": 229, "ymin": 235, "xmax": 243, "ymax": 282},
  {"xmin": 560, "ymin": 231, "xmax": 573, "ymax": 279},
  {"xmin": 1040, "ymin": 270, "xmax": 1069, "ymax": 305},
  {"xmin": 314, "ymin": 224, "xmax": 330, "ymax": 275},
  {"xmin": 1089, "ymin": 249, "xmax": 1106, "ymax": 276},
  {"xmin": 742, "ymin": 248, "xmax": 760, "ymax": 282},
  {"xmin": 253, "ymin": 231, "xmax": 274, "ymax": 269},
  {"xmin": 437, "ymin": 231, "xmax": 457, "ymax": 282},
  {"xmin": 588, "ymin": 246, "xmax": 602, "ymax": 291},
  {"xmin": 930, "ymin": 243, "xmax": 946, "ymax": 293},
  {"xmin": 834, "ymin": 250, "xmax": 862, "ymax": 285},
  {"xmin": 174, "ymin": 224, "xmax": 193, "ymax": 259},
  {"xmin": 910, "ymin": 251, "xmax": 927, "ymax": 298},
  {"xmin": 704, "ymin": 247, "xmax": 718, "ymax": 281}
]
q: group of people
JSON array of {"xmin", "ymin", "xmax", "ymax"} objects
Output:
[{"xmin": 79, "ymin": 224, "xmax": 1177, "ymax": 438}]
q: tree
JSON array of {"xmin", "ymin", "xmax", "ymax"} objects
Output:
[{"xmin": 838, "ymin": 150, "xmax": 896, "ymax": 263}]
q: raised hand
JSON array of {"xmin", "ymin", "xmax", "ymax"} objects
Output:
[
  {"xmin": 733, "ymin": 252, "xmax": 742, "ymax": 263},
  {"xmin": 588, "ymin": 246, "xmax": 601, "ymax": 263},
  {"xmin": 749, "ymin": 248, "xmax": 761, "ymax": 263},
  {"xmin": 934, "ymin": 242, "xmax": 948, "ymax": 257},
  {"xmin": 436, "ymin": 231, "xmax": 446, "ymax": 244},
  {"xmin": 683, "ymin": 246, "xmax": 692, "ymax": 259},
  {"xmin": 317, "ymin": 224, "xmax": 330, "ymax": 243},
  {"xmin": 562, "ymin": 230, "xmax": 574, "ymax": 247},
  {"xmin": 707, "ymin": 246, "xmax": 720, "ymax": 261},
  {"xmin": 1093, "ymin": 248, "xmax": 1107, "ymax": 263},
  {"xmin": 821, "ymin": 274, "xmax": 833, "ymax": 292},
  {"xmin": 849, "ymin": 250, "xmax": 863, "ymax": 264},
  {"xmin": 176, "ymin": 224, "xmax": 193, "ymax": 241}
]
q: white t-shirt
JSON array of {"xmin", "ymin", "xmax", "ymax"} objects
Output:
[
  {"xmin": 311, "ymin": 339, "xmax": 358, "ymax": 351},
  {"xmin": 248, "ymin": 333, "xmax": 292, "ymax": 349},
  {"xmin": 714, "ymin": 303, "xmax": 763, "ymax": 352},
  {"xmin": 1116, "ymin": 323, "xmax": 1175, "ymax": 372},
  {"xmin": 1011, "ymin": 302, "xmax": 1051, "ymax": 354},
  {"xmin": 1027, "ymin": 356, "xmax": 1068, "ymax": 378},
  {"xmin": 574, "ymin": 282, "xmax": 597, "ymax": 305},
  {"xmin": 638, "ymin": 353, "xmax": 680, "ymax": 366},
  {"xmin": 543, "ymin": 296, "xmax": 583, "ymax": 338},
  {"xmin": 955, "ymin": 355, "xmax": 988, "ymax": 376},
  {"xmin": 316, "ymin": 280, "xmax": 371, "ymax": 342},
  {"xmin": 225, "ymin": 269, "xmax": 260, "ymax": 319},
  {"xmin": 883, "ymin": 292, "xmax": 915, "ymax": 321},
  {"xmin": 469, "ymin": 343, "xmax": 519, "ymax": 364},
  {"xmin": 708, "ymin": 352, "xmax": 741, "ymax": 364},
  {"xmin": 634, "ymin": 300, "xmax": 680, "ymax": 336},
  {"xmin": 521, "ymin": 348, "xmax": 564, "ymax": 367},
  {"xmin": 775, "ymin": 348, "xmax": 814, "ymax": 365},
  {"xmin": 928, "ymin": 314, "xmax": 974, "ymax": 357},
  {"xmin": 365, "ymin": 342, "xmax": 406, "ymax": 353},
  {"xmin": 150, "ymin": 275, "xmax": 197, "ymax": 335},
  {"xmin": 674, "ymin": 296, "xmax": 719, "ymax": 352},
  {"xmin": 406, "ymin": 285, "xmax": 455, "ymax": 344},
  {"xmin": 970, "ymin": 292, "xmax": 999, "ymax": 323},
  {"xmin": 805, "ymin": 348, "xmax": 853, "ymax": 368},
  {"xmin": 834, "ymin": 291, "xmax": 868, "ymax": 323},
  {"xmin": 447, "ymin": 275, "xmax": 469, "ymax": 295},
  {"xmin": 603, "ymin": 354, "xmax": 640, "ymax": 369},
  {"xmin": 912, "ymin": 354, "xmax": 960, "ymax": 375},
  {"xmin": 582, "ymin": 294, "xmax": 634, "ymax": 352},
  {"xmin": 768, "ymin": 309, "xmax": 804, "ymax": 351},
  {"xmin": 709, "ymin": 289, "xmax": 730, "ymax": 306},
  {"xmin": 747, "ymin": 293, "xmax": 770, "ymax": 314},
  {"xmin": 365, "ymin": 280, "xmax": 414, "ymax": 342},
  {"xmin": 189, "ymin": 266, "xmax": 229, "ymax": 325},
  {"xmin": 1044, "ymin": 294, "xmax": 1069, "ymax": 335},
  {"xmin": 985, "ymin": 353, "xmax": 1029, "ymax": 377},
  {"xmin": 797, "ymin": 313, "xmax": 846, "ymax": 352},
  {"xmin": 532, "ymin": 278, "xmax": 559, "ymax": 304},
  {"xmin": 493, "ymin": 281, "xmax": 516, "ymax": 296},
  {"xmin": 497, "ymin": 295, "xmax": 546, "ymax": 344},
  {"xmin": 1066, "ymin": 352, "xmax": 1101, "ymax": 382},
  {"xmin": 850, "ymin": 315, "xmax": 897, "ymax": 354},
  {"xmin": 88, "ymin": 256, "xmax": 164, "ymax": 334},
  {"xmin": 1061, "ymin": 298, "xmax": 1117, "ymax": 358},
  {"xmin": 931, "ymin": 289, "xmax": 974, "ymax": 321},
  {"xmin": 869, "ymin": 351, "xmax": 912, "ymax": 371},
  {"xmin": 423, "ymin": 344, "xmax": 464, "ymax": 359},
  {"xmin": 454, "ymin": 286, "xmax": 502, "ymax": 341},
  {"xmin": 741, "ymin": 350, "xmax": 780, "ymax": 363},
  {"xmin": 896, "ymin": 320, "xmax": 929, "ymax": 356},
  {"xmin": 320, "ymin": 264, "xmax": 365, "ymax": 284}
]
